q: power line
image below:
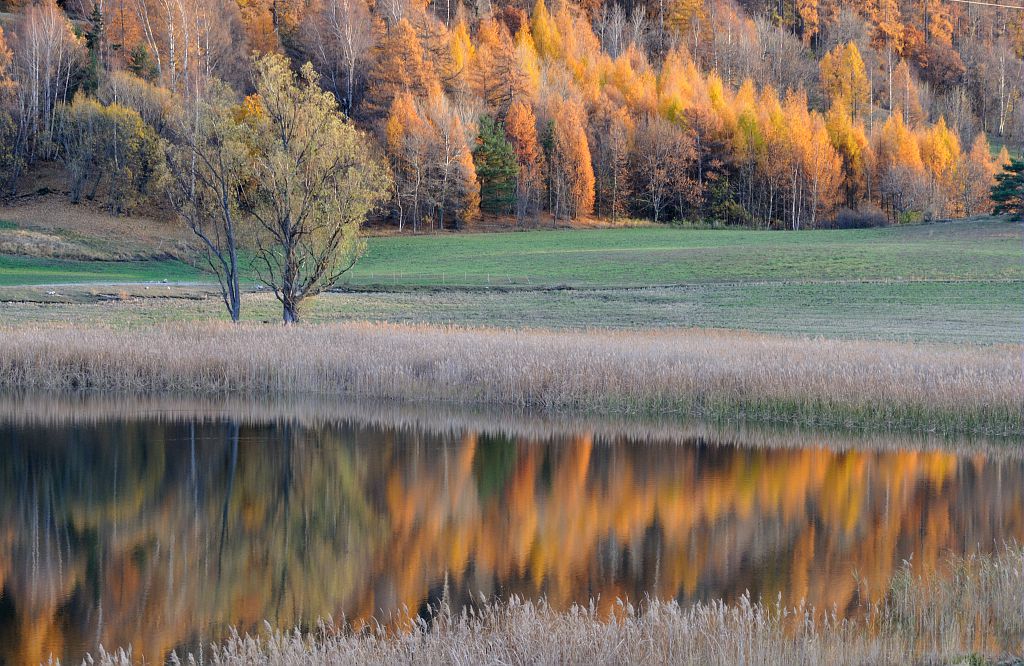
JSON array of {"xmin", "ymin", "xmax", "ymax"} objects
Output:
[{"xmin": 945, "ymin": 0, "xmax": 1024, "ymax": 9}]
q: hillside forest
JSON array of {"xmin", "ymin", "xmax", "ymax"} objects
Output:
[{"xmin": 0, "ymin": 0, "xmax": 1021, "ymax": 230}]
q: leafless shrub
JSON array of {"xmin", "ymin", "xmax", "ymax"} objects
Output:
[{"xmin": 827, "ymin": 205, "xmax": 889, "ymax": 229}]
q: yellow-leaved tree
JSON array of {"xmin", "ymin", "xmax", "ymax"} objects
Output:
[
  {"xmin": 531, "ymin": 0, "xmax": 562, "ymax": 61},
  {"xmin": 825, "ymin": 100, "xmax": 872, "ymax": 207},
  {"xmin": 957, "ymin": 133, "xmax": 997, "ymax": 217},
  {"xmin": 820, "ymin": 42, "xmax": 870, "ymax": 121},
  {"xmin": 242, "ymin": 54, "xmax": 391, "ymax": 323},
  {"xmin": 918, "ymin": 116, "xmax": 960, "ymax": 217},
  {"xmin": 547, "ymin": 97, "xmax": 595, "ymax": 219}
]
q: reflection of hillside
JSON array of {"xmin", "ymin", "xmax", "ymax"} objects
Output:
[{"xmin": 0, "ymin": 415, "xmax": 1022, "ymax": 664}]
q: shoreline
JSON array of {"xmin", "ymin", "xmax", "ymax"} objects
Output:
[
  {"xmin": 1, "ymin": 390, "xmax": 1021, "ymax": 455},
  {"xmin": 0, "ymin": 321, "xmax": 1019, "ymax": 437}
]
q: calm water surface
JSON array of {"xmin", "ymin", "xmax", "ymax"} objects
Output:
[{"xmin": 0, "ymin": 398, "xmax": 1021, "ymax": 664}]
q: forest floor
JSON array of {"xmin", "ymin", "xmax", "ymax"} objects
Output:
[{"xmin": 0, "ymin": 197, "xmax": 1021, "ymax": 342}]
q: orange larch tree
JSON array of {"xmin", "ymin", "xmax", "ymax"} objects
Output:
[
  {"xmin": 820, "ymin": 42, "xmax": 871, "ymax": 121},
  {"xmin": 504, "ymin": 99, "xmax": 546, "ymax": 222},
  {"xmin": 547, "ymin": 97, "xmax": 594, "ymax": 219}
]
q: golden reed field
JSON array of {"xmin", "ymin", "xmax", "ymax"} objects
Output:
[{"xmin": 0, "ymin": 322, "xmax": 1020, "ymax": 435}]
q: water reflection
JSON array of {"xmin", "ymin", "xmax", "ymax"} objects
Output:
[{"xmin": 0, "ymin": 397, "xmax": 1021, "ymax": 664}]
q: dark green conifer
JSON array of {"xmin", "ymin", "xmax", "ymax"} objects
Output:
[
  {"xmin": 991, "ymin": 158, "xmax": 1024, "ymax": 221},
  {"xmin": 472, "ymin": 115, "xmax": 519, "ymax": 214}
]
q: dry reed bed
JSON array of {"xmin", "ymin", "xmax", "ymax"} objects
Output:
[
  {"xmin": 1, "ymin": 322, "xmax": 1020, "ymax": 435},
  {"xmin": 86, "ymin": 546, "xmax": 1024, "ymax": 665}
]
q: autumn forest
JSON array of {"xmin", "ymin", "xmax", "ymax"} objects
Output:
[{"xmin": 0, "ymin": 0, "xmax": 1021, "ymax": 230}]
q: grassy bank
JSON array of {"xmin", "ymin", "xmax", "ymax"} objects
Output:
[
  {"xmin": 1, "ymin": 217, "xmax": 1020, "ymax": 342},
  {"xmin": 344, "ymin": 218, "xmax": 1023, "ymax": 287},
  {"xmin": 88, "ymin": 545, "xmax": 1024, "ymax": 665},
  {"xmin": 0, "ymin": 322, "xmax": 1019, "ymax": 435},
  {"xmin": 0, "ymin": 253, "xmax": 203, "ymax": 285},
  {"xmin": 3, "ymin": 279, "xmax": 1020, "ymax": 343},
  {"xmin": 2, "ymin": 216, "xmax": 1021, "ymax": 287}
]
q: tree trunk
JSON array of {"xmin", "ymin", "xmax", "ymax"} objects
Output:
[
  {"xmin": 282, "ymin": 298, "xmax": 299, "ymax": 324},
  {"xmin": 228, "ymin": 286, "xmax": 240, "ymax": 322}
]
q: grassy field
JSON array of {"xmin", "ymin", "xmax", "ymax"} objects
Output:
[
  {"xmin": 2, "ymin": 214, "xmax": 1015, "ymax": 286},
  {"xmin": 0, "ymin": 211, "xmax": 1021, "ymax": 341},
  {"xmin": 342, "ymin": 220, "xmax": 1023, "ymax": 286},
  {"xmin": 0, "ymin": 253, "xmax": 203, "ymax": 285},
  {"xmin": 2, "ymin": 217, "xmax": 1021, "ymax": 286},
  {"xmin": 1, "ymin": 281, "xmax": 1019, "ymax": 343}
]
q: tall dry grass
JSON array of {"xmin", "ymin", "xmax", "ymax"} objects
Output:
[
  {"xmin": 82, "ymin": 545, "xmax": 1024, "ymax": 665},
  {"xmin": 0, "ymin": 322, "xmax": 1020, "ymax": 435}
]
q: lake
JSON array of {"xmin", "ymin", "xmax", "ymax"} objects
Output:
[{"xmin": 0, "ymin": 395, "xmax": 1021, "ymax": 664}]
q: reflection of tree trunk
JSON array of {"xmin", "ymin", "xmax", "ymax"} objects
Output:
[
  {"xmin": 272, "ymin": 423, "xmax": 294, "ymax": 618},
  {"xmin": 216, "ymin": 421, "xmax": 239, "ymax": 578}
]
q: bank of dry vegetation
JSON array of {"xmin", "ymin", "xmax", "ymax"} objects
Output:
[
  {"xmin": 0, "ymin": 322, "xmax": 1019, "ymax": 435},
  {"xmin": 85, "ymin": 545, "xmax": 1024, "ymax": 665}
]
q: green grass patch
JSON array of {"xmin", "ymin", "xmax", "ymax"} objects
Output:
[
  {"xmin": 1, "ymin": 218, "xmax": 1020, "ymax": 342},
  {"xmin": 0, "ymin": 254, "xmax": 206, "ymax": 286},
  {"xmin": 2, "ymin": 279, "xmax": 1019, "ymax": 343},
  {"xmin": 1, "ymin": 218, "xmax": 1020, "ymax": 288},
  {"xmin": 345, "ymin": 219, "xmax": 1023, "ymax": 287}
]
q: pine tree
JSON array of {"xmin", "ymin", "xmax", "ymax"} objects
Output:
[
  {"xmin": 473, "ymin": 115, "xmax": 519, "ymax": 214},
  {"xmin": 83, "ymin": 4, "xmax": 106, "ymax": 92},
  {"xmin": 991, "ymin": 158, "xmax": 1024, "ymax": 221}
]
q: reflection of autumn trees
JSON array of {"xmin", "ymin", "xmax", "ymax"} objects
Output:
[{"xmin": 1, "ymin": 420, "xmax": 1023, "ymax": 664}]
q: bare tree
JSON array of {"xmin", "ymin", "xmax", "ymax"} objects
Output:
[
  {"xmin": 164, "ymin": 82, "xmax": 249, "ymax": 321},
  {"xmin": 299, "ymin": 0, "xmax": 375, "ymax": 114},
  {"xmin": 131, "ymin": 0, "xmax": 245, "ymax": 94},
  {"xmin": 9, "ymin": 0, "xmax": 84, "ymax": 161},
  {"xmin": 631, "ymin": 113, "xmax": 697, "ymax": 223},
  {"xmin": 628, "ymin": 5, "xmax": 647, "ymax": 53},
  {"xmin": 596, "ymin": 3, "xmax": 627, "ymax": 57}
]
